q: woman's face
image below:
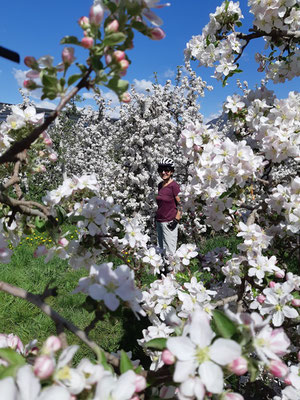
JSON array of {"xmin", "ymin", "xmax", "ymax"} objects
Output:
[{"xmin": 158, "ymin": 166, "xmax": 173, "ymax": 180}]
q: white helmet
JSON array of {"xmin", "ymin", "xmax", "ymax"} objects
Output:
[{"xmin": 158, "ymin": 158, "xmax": 175, "ymax": 170}]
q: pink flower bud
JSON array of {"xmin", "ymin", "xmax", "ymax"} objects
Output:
[
  {"xmin": 58, "ymin": 238, "xmax": 69, "ymax": 247},
  {"xmin": 105, "ymin": 54, "xmax": 112, "ymax": 65},
  {"xmin": 269, "ymin": 281, "xmax": 276, "ymax": 288},
  {"xmin": 49, "ymin": 153, "xmax": 58, "ymax": 162},
  {"xmin": 228, "ymin": 357, "xmax": 248, "ymax": 376},
  {"xmin": 7, "ymin": 334, "xmax": 24, "ymax": 353},
  {"xmin": 106, "ymin": 19, "xmax": 119, "ymax": 33},
  {"xmin": 119, "ymin": 59, "xmax": 129, "ymax": 71},
  {"xmin": 89, "ymin": 4, "xmax": 104, "ymax": 26},
  {"xmin": 120, "ymin": 92, "xmax": 131, "ymax": 103},
  {"xmin": 135, "ymin": 375, "xmax": 146, "ymax": 392},
  {"xmin": 35, "ymin": 165, "xmax": 46, "ymax": 173},
  {"xmin": 269, "ymin": 360, "xmax": 289, "ymax": 378},
  {"xmin": 298, "ymin": 351, "xmax": 300, "ymax": 361},
  {"xmin": 43, "ymin": 336, "xmax": 62, "ymax": 353},
  {"xmin": 24, "ymin": 56, "xmax": 39, "ymax": 69},
  {"xmin": 162, "ymin": 349, "xmax": 175, "ymax": 365},
  {"xmin": 275, "ymin": 270, "xmax": 285, "ymax": 279},
  {"xmin": 149, "ymin": 27, "xmax": 166, "ymax": 40},
  {"xmin": 131, "ymin": 396, "xmax": 140, "ymax": 400},
  {"xmin": 113, "ymin": 50, "xmax": 125, "ymax": 62},
  {"xmin": 34, "ymin": 355, "xmax": 55, "ymax": 379},
  {"xmin": 224, "ymin": 393, "xmax": 244, "ymax": 400},
  {"xmin": 81, "ymin": 37, "xmax": 94, "ymax": 49},
  {"xmin": 291, "ymin": 298, "xmax": 300, "ymax": 307},
  {"xmin": 78, "ymin": 16, "xmax": 90, "ymax": 30},
  {"xmin": 23, "ymin": 80, "xmax": 38, "ymax": 90},
  {"xmin": 257, "ymin": 294, "xmax": 266, "ymax": 304},
  {"xmin": 43, "ymin": 137, "xmax": 52, "ymax": 146},
  {"xmin": 62, "ymin": 47, "xmax": 75, "ymax": 66}
]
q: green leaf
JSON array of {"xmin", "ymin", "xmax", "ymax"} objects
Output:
[
  {"xmin": 248, "ymin": 359, "xmax": 259, "ymax": 382},
  {"xmin": 212, "ymin": 309, "xmax": 237, "ymax": 338},
  {"xmin": 90, "ymin": 57, "xmax": 104, "ymax": 71},
  {"xmin": 104, "ymin": 1, "xmax": 117, "ymax": 14},
  {"xmin": 103, "ymin": 32, "xmax": 126, "ymax": 46},
  {"xmin": 131, "ymin": 21, "xmax": 148, "ymax": 34},
  {"xmin": 35, "ymin": 216, "xmax": 46, "ymax": 232},
  {"xmin": 236, "ymin": 21, "xmax": 242, "ymax": 27},
  {"xmin": 120, "ymin": 350, "xmax": 134, "ymax": 373},
  {"xmin": 55, "ymin": 205, "xmax": 67, "ymax": 225},
  {"xmin": 145, "ymin": 338, "xmax": 167, "ymax": 351},
  {"xmin": 107, "ymin": 77, "xmax": 129, "ymax": 95},
  {"xmin": 0, "ymin": 364, "xmax": 20, "ymax": 379},
  {"xmin": 134, "ymin": 365, "xmax": 143, "ymax": 374},
  {"xmin": 68, "ymin": 74, "xmax": 82, "ymax": 86},
  {"xmin": 41, "ymin": 74, "xmax": 58, "ymax": 87},
  {"xmin": 224, "ymin": 0, "xmax": 229, "ymax": 12},
  {"xmin": 99, "ymin": 349, "xmax": 113, "ymax": 372},
  {"xmin": 219, "ymin": 184, "xmax": 236, "ymax": 199},
  {"xmin": 60, "ymin": 36, "xmax": 81, "ymax": 45},
  {"xmin": 69, "ymin": 215, "xmax": 85, "ymax": 223},
  {"xmin": 0, "ymin": 348, "xmax": 25, "ymax": 367}
]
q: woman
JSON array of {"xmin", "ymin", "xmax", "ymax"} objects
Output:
[{"xmin": 156, "ymin": 158, "xmax": 182, "ymax": 258}]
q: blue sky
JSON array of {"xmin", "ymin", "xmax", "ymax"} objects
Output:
[{"xmin": 1, "ymin": 1, "xmax": 299, "ymax": 120}]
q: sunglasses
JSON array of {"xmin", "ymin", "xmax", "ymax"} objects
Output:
[{"xmin": 157, "ymin": 167, "xmax": 172, "ymax": 173}]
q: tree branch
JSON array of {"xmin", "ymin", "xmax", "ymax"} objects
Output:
[
  {"xmin": 0, "ymin": 280, "xmax": 121, "ymax": 367},
  {"xmin": 0, "ymin": 67, "xmax": 93, "ymax": 165}
]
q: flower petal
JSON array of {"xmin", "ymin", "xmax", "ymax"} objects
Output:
[
  {"xmin": 209, "ymin": 339, "xmax": 241, "ymax": 365},
  {"xmin": 57, "ymin": 345, "xmax": 79, "ymax": 370},
  {"xmin": 0, "ymin": 377, "xmax": 17, "ymax": 400},
  {"xmin": 189, "ymin": 310, "xmax": 214, "ymax": 348},
  {"xmin": 173, "ymin": 360, "xmax": 197, "ymax": 383},
  {"xmin": 167, "ymin": 337, "xmax": 195, "ymax": 361},
  {"xmin": 38, "ymin": 386, "xmax": 70, "ymax": 400},
  {"xmin": 199, "ymin": 361, "xmax": 223, "ymax": 393},
  {"xmin": 16, "ymin": 365, "xmax": 41, "ymax": 400}
]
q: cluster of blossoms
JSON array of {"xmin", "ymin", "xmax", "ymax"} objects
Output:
[
  {"xmin": 180, "ymin": 121, "xmax": 266, "ymax": 231},
  {"xmin": 222, "ymin": 221, "xmax": 300, "ymax": 328},
  {"xmin": 139, "ymin": 272, "xmax": 217, "ymax": 371},
  {"xmin": 23, "ymin": 0, "xmax": 169, "ymax": 102},
  {"xmin": 224, "ymin": 88, "xmax": 300, "ymax": 164},
  {"xmin": 186, "ymin": 1, "xmax": 300, "ymax": 83},
  {"xmin": 249, "ymin": 0, "xmax": 300, "ymax": 82},
  {"xmin": 0, "ymin": 335, "xmax": 147, "ymax": 400},
  {"xmin": 266, "ymin": 177, "xmax": 300, "ymax": 234},
  {"xmin": 74, "ymin": 262, "xmax": 145, "ymax": 316},
  {"xmin": 162, "ymin": 307, "xmax": 297, "ymax": 400},
  {"xmin": 0, "ymin": 104, "xmax": 58, "ymax": 170},
  {"xmin": 185, "ymin": 1, "xmax": 244, "ymax": 80}
]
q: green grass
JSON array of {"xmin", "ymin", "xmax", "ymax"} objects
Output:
[{"xmin": 0, "ymin": 239, "xmax": 136, "ymax": 364}]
